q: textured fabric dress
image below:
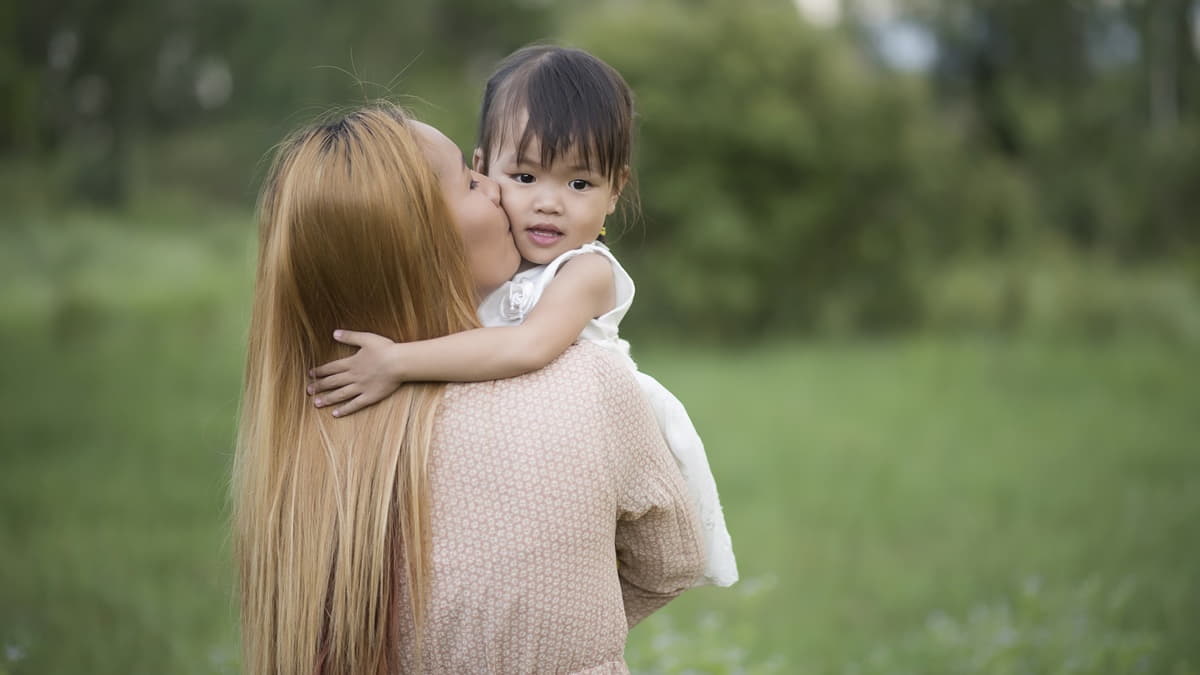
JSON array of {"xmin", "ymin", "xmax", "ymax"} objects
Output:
[
  {"xmin": 477, "ymin": 242, "xmax": 739, "ymax": 588},
  {"xmin": 396, "ymin": 343, "xmax": 705, "ymax": 673}
]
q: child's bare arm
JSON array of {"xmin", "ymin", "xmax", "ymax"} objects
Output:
[{"xmin": 309, "ymin": 253, "xmax": 615, "ymax": 417}]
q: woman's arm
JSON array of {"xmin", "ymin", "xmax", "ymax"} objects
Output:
[
  {"xmin": 607, "ymin": 359, "xmax": 706, "ymax": 626},
  {"xmin": 616, "ymin": 476, "xmax": 706, "ymax": 627},
  {"xmin": 309, "ymin": 253, "xmax": 616, "ymax": 417}
]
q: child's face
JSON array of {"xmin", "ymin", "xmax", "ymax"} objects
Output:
[{"xmin": 477, "ymin": 135, "xmax": 621, "ymax": 266}]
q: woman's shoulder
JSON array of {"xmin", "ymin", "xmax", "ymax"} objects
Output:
[
  {"xmin": 520, "ymin": 341, "xmax": 639, "ymax": 392},
  {"xmin": 437, "ymin": 345, "xmax": 646, "ymax": 471}
]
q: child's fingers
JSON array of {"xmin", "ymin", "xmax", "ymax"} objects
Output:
[
  {"xmin": 309, "ymin": 358, "xmax": 351, "ymax": 379},
  {"xmin": 333, "ymin": 393, "xmax": 379, "ymax": 418},
  {"xmin": 332, "ymin": 329, "xmax": 371, "ymax": 346},
  {"xmin": 313, "ymin": 383, "xmax": 358, "ymax": 409},
  {"xmin": 309, "ymin": 371, "xmax": 354, "ymax": 396}
]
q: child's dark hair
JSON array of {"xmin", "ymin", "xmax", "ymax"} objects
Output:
[{"xmin": 476, "ymin": 45, "xmax": 634, "ymax": 201}]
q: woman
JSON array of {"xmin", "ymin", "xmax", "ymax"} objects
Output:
[{"xmin": 233, "ymin": 104, "xmax": 703, "ymax": 674}]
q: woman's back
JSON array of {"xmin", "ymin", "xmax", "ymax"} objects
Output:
[{"xmin": 399, "ymin": 342, "xmax": 703, "ymax": 673}]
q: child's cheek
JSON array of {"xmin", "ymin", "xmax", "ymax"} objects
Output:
[
  {"xmin": 498, "ymin": 196, "xmax": 522, "ymax": 247},
  {"xmin": 497, "ymin": 190, "xmax": 519, "ymax": 226},
  {"xmin": 496, "ymin": 187, "xmax": 512, "ymax": 214}
]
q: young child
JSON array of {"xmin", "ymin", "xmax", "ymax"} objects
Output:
[{"xmin": 308, "ymin": 45, "xmax": 737, "ymax": 587}]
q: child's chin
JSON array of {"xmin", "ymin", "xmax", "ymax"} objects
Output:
[{"xmin": 518, "ymin": 247, "xmax": 560, "ymax": 266}]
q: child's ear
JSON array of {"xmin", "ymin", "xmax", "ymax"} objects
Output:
[
  {"xmin": 607, "ymin": 165, "xmax": 630, "ymax": 215},
  {"xmin": 472, "ymin": 148, "xmax": 485, "ymax": 173}
]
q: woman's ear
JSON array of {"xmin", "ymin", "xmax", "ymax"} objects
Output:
[
  {"xmin": 472, "ymin": 148, "xmax": 485, "ymax": 173},
  {"xmin": 607, "ymin": 165, "xmax": 630, "ymax": 214}
]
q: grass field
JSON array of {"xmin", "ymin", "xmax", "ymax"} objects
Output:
[{"xmin": 2, "ymin": 218, "xmax": 1198, "ymax": 674}]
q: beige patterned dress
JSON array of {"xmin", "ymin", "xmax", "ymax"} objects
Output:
[{"xmin": 396, "ymin": 343, "xmax": 705, "ymax": 673}]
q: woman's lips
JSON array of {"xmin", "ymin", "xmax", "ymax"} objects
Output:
[{"xmin": 525, "ymin": 226, "xmax": 563, "ymax": 247}]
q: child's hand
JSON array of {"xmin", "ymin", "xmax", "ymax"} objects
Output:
[{"xmin": 307, "ymin": 330, "xmax": 403, "ymax": 417}]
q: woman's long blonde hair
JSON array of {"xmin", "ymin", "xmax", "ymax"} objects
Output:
[{"xmin": 233, "ymin": 104, "xmax": 480, "ymax": 674}]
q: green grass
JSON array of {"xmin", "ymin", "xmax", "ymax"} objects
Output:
[
  {"xmin": 629, "ymin": 339, "xmax": 1200, "ymax": 673},
  {"xmin": 1, "ymin": 217, "xmax": 1198, "ymax": 674}
]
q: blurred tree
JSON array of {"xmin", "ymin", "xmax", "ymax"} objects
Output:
[
  {"xmin": 0, "ymin": 0, "xmax": 555, "ymax": 205},
  {"xmin": 567, "ymin": 0, "xmax": 954, "ymax": 338},
  {"xmin": 0, "ymin": 0, "xmax": 245, "ymax": 204},
  {"xmin": 1132, "ymin": 0, "xmax": 1197, "ymax": 130},
  {"xmin": 914, "ymin": 0, "xmax": 1200, "ymax": 256},
  {"xmin": 1, "ymin": 0, "xmax": 1197, "ymax": 336}
]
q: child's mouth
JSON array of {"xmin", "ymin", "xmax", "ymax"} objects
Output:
[{"xmin": 525, "ymin": 225, "xmax": 563, "ymax": 247}]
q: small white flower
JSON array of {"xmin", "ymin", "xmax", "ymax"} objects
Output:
[
  {"xmin": 5, "ymin": 643, "xmax": 26, "ymax": 662},
  {"xmin": 500, "ymin": 279, "xmax": 537, "ymax": 322}
]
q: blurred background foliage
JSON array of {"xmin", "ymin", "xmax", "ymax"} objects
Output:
[
  {"xmin": 3, "ymin": 0, "xmax": 1199, "ymax": 341},
  {"xmin": 3, "ymin": 0, "xmax": 1200, "ymax": 673}
]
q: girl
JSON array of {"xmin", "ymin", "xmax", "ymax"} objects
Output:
[{"xmin": 308, "ymin": 45, "xmax": 737, "ymax": 588}]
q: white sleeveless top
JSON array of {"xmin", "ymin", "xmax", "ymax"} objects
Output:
[
  {"xmin": 478, "ymin": 242, "xmax": 638, "ymax": 369},
  {"xmin": 477, "ymin": 242, "xmax": 740, "ymax": 588}
]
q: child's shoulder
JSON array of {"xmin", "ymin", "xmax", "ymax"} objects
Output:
[
  {"xmin": 553, "ymin": 241, "xmax": 618, "ymax": 267},
  {"xmin": 549, "ymin": 244, "xmax": 626, "ymax": 296},
  {"xmin": 556, "ymin": 248, "xmax": 613, "ymax": 276},
  {"xmin": 539, "ymin": 243, "xmax": 617, "ymax": 282}
]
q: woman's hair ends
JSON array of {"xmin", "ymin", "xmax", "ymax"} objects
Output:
[{"xmin": 235, "ymin": 102, "xmax": 478, "ymax": 674}]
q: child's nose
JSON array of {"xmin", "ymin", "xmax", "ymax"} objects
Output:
[{"xmin": 533, "ymin": 186, "xmax": 563, "ymax": 214}]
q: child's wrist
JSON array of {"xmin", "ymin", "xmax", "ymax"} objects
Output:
[{"xmin": 385, "ymin": 343, "xmax": 409, "ymax": 382}]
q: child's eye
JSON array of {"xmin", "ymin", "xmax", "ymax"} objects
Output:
[
  {"xmin": 569, "ymin": 179, "xmax": 591, "ymax": 190},
  {"xmin": 513, "ymin": 173, "xmax": 535, "ymax": 184},
  {"xmin": 469, "ymin": 179, "xmax": 480, "ymax": 190}
]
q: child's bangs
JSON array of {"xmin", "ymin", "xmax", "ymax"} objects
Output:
[{"xmin": 489, "ymin": 73, "xmax": 626, "ymax": 188}]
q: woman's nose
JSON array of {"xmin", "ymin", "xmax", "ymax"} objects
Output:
[{"xmin": 474, "ymin": 171, "xmax": 501, "ymax": 205}]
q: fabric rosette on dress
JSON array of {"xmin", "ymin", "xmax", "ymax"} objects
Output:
[{"xmin": 500, "ymin": 278, "xmax": 537, "ymax": 323}]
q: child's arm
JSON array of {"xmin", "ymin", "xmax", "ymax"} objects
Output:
[{"xmin": 309, "ymin": 252, "xmax": 616, "ymax": 417}]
